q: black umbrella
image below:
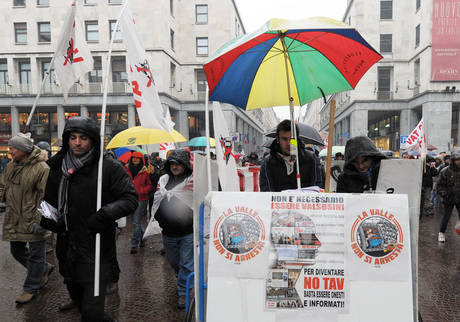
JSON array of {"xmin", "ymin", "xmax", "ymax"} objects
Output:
[{"xmin": 266, "ymin": 123, "xmax": 324, "ymax": 146}]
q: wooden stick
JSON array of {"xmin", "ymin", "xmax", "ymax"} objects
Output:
[{"xmin": 325, "ymin": 99, "xmax": 336, "ymax": 192}]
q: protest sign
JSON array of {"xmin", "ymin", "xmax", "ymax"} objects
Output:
[{"xmin": 206, "ymin": 192, "xmax": 413, "ymax": 322}]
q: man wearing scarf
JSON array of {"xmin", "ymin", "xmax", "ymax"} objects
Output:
[
  {"xmin": 124, "ymin": 151, "xmax": 152, "ymax": 254},
  {"xmin": 336, "ymin": 136, "xmax": 387, "ymax": 193},
  {"xmin": 260, "ymin": 120, "xmax": 322, "ymax": 192},
  {"xmin": 40, "ymin": 117, "xmax": 137, "ymax": 322},
  {"xmin": 1, "ymin": 133, "xmax": 52, "ymax": 304}
]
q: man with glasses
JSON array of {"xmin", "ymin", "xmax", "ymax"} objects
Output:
[
  {"xmin": 336, "ymin": 136, "xmax": 387, "ymax": 193},
  {"xmin": 260, "ymin": 119, "xmax": 321, "ymax": 191}
]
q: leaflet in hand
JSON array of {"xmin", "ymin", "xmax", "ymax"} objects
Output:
[{"xmin": 39, "ymin": 201, "xmax": 58, "ymax": 222}]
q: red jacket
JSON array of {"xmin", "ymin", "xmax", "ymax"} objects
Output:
[{"xmin": 125, "ymin": 165, "xmax": 152, "ymax": 201}]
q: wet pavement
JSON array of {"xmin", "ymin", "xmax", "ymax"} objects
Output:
[{"xmin": 0, "ymin": 206, "xmax": 459, "ymax": 322}]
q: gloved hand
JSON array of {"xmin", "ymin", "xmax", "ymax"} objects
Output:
[
  {"xmin": 87, "ymin": 210, "xmax": 113, "ymax": 233},
  {"xmin": 30, "ymin": 222, "xmax": 47, "ymax": 235}
]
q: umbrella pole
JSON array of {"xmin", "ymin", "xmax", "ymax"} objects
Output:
[
  {"xmin": 281, "ymin": 35, "xmax": 301, "ymax": 189},
  {"xmin": 324, "ymin": 99, "xmax": 336, "ymax": 192}
]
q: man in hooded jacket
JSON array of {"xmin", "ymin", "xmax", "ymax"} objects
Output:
[
  {"xmin": 40, "ymin": 117, "xmax": 137, "ymax": 321},
  {"xmin": 336, "ymin": 136, "xmax": 387, "ymax": 193},
  {"xmin": 260, "ymin": 120, "xmax": 322, "ymax": 191},
  {"xmin": 153, "ymin": 149, "xmax": 193, "ymax": 309},
  {"xmin": 436, "ymin": 149, "xmax": 460, "ymax": 243}
]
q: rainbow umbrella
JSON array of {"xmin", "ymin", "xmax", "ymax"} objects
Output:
[
  {"xmin": 204, "ymin": 17, "xmax": 382, "ymax": 187},
  {"xmin": 114, "ymin": 146, "xmax": 147, "ymax": 163},
  {"xmin": 204, "ymin": 17, "xmax": 382, "ymax": 110}
]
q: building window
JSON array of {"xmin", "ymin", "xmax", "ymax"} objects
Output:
[
  {"xmin": 41, "ymin": 60, "xmax": 55, "ymax": 84},
  {"xmin": 111, "ymin": 57, "xmax": 127, "ymax": 82},
  {"xmin": 38, "ymin": 22, "xmax": 51, "ymax": 42},
  {"xmin": 170, "ymin": 29, "xmax": 175, "ymax": 51},
  {"xmin": 19, "ymin": 61, "xmax": 31, "ymax": 84},
  {"xmin": 416, "ymin": 0, "xmax": 421, "ymax": 11},
  {"xmin": 415, "ymin": 24, "xmax": 420, "ymax": 47},
  {"xmin": 170, "ymin": 62, "xmax": 176, "ymax": 88},
  {"xmin": 170, "ymin": 0, "xmax": 174, "ymax": 16},
  {"xmin": 196, "ymin": 69, "xmax": 207, "ymax": 92},
  {"xmin": 380, "ymin": 1, "xmax": 392, "ymax": 19},
  {"xmin": 196, "ymin": 5, "xmax": 208, "ymax": 24},
  {"xmin": 37, "ymin": 0, "xmax": 49, "ymax": 6},
  {"xmin": 85, "ymin": 0, "xmax": 97, "ymax": 4},
  {"xmin": 380, "ymin": 34, "xmax": 392, "ymax": 53},
  {"xmin": 109, "ymin": 20, "xmax": 122, "ymax": 41},
  {"xmin": 14, "ymin": 22, "xmax": 27, "ymax": 43},
  {"xmin": 196, "ymin": 37, "xmax": 208, "ymax": 56},
  {"xmin": 108, "ymin": 0, "xmax": 122, "ymax": 4},
  {"xmin": 89, "ymin": 57, "xmax": 102, "ymax": 83},
  {"xmin": 13, "ymin": 0, "xmax": 25, "ymax": 7},
  {"xmin": 85, "ymin": 21, "xmax": 98, "ymax": 42},
  {"xmin": 377, "ymin": 66, "xmax": 392, "ymax": 99},
  {"xmin": 0, "ymin": 60, "xmax": 8, "ymax": 85}
]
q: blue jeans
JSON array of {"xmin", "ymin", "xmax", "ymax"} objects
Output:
[
  {"xmin": 440, "ymin": 202, "xmax": 460, "ymax": 233},
  {"xmin": 10, "ymin": 240, "xmax": 47, "ymax": 294},
  {"xmin": 162, "ymin": 233, "xmax": 194, "ymax": 296},
  {"xmin": 131, "ymin": 200, "xmax": 147, "ymax": 248}
]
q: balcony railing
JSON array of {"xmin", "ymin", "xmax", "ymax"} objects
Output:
[
  {"xmin": 376, "ymin": 91, "xmax": 393, "ymax": 100},
  {"xmin": 0, "ymin": 82, "xmax": 130, "ymax": 95}
]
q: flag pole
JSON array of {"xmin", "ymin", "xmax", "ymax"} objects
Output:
[
  {"xmin": 205, "ymin": 85, "xmax": 212, "ymax": 191},
  {"xmin": 24, "ymin": 55, "xmax": 57, "ymax": 133},
  {"xmin": 95, "ymin": 0, "xmax": 130, "ymax": 297}
]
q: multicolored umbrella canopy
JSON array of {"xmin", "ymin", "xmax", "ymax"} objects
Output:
[
  {"xmin": 204, "ymin": 17, "xmax": 382, "ymax": 110},
  {"xmin": 114, "ymin": 146, "xmax": 147, "ymax": 163}
]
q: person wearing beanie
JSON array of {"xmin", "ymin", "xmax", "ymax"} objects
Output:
[
  {"xmin": 39, "ymin": 117, "xmax": 137, "ymax": 321},
  {"xmin": 1, "ymin": 132, "xmax": 52, "ymax": 304},
  {"xmin": 124, "ymin": 151, "xmax": 153, "ymax": 254}
]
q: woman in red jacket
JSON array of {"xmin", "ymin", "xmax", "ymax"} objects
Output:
[{"xmin": 125, "ymin": 151, "xmax": 152, "ymax": 253}]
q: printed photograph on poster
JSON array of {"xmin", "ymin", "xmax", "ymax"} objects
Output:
[
  {"xmin": 346, "ymin": 195, "xmax": 411, "ymax": 281},
  {"xmin": 266, "ymin": 208, "xmax": 347, "ymax": 312},
  {"xmin": 208, "ymin": 195, "xmax": 272, "ymax": 278}
]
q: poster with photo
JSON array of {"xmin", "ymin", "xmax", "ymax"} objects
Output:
[
  {"xmin": 207, "ymin": 192, "xmax": 272, "ymax": 278},
  {"xmin": 346, "ymin": 194, "xmax": 411, "ymax": 281},
  {"xmin": 266, "ymin": 193, "xmax": 347, "ymax": 312}
]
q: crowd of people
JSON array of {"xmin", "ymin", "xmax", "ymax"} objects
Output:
[{"xmin": 0, "ymin": 117, "xmax": 459, "ymax": 321}]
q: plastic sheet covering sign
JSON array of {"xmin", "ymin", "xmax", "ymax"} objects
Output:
[{"xmin": 206, "ymin": 192, "xmax": 413, "ymax": 322}]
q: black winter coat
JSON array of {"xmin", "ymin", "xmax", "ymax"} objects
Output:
[
  {"xmin": 41, "ymin": 117, "xmax": 137, "ymax": 283},
  {"xmin": 260, "ymin": 141, "xmax": 322, "ymax": 192},
  {"xmin": 336, "ymin": 136, "xmax": 386, "ymax": 193},
  {"xmin": 437, "ymin": 161, "xmax": 460, "ymax": 204}
]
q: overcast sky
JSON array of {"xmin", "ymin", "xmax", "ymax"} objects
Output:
[{"xmin": 233, "ymin": 0, "xmax": 348, "ymax": 119}]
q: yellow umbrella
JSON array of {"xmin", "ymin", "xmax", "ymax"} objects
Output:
[{"xmin": 106, "ymin": 126, "xmax": 186, "ymax": 149}]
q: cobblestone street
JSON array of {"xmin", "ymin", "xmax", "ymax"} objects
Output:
[{"xmin": 0, "ymin": 207, "xmax": 459, "ymax": 322}]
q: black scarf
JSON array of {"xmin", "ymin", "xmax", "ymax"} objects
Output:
[{"xmin": 58, "ymin": 148, "xmax": 95, "ymax": 230}]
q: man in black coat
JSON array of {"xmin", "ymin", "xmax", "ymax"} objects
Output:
[
  {"xmin": 260, "ymin": 120, "xmax": 322, "ymax": 191},
  {"xmin": 336, "ymin": 136, "xmax": 387, "ymax": 193},
  {"xmin": 40, "ymin": 117, "xmax": 137, "ymax": 321}
]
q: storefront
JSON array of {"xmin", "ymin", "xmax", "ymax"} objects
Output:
[{"xmin": 368, "ymin": 111, "xmax": 401, "ymax": 152}]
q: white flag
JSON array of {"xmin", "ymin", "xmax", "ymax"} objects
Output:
[
  {"xmin": 418, "ymin": 118, "xmax": 427, "ymax": 159},
  {"xmin": 120, "ymin": 6, "xmax": 173, "ymax": 132},
  {"xmin": 212, "ymin": 102, "xmax": 239, "ymax": 191},
  {"xmin": 54, "ymin": 1, "xmax": 93, "ymax": 99}
]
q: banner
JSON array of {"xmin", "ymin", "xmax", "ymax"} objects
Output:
[
  {"xmin": 403, "ymin": 118, "xmax": 427, "ymax": 158},
  {"xmin": 54, "ymin": 0, "xmax": 93, "ymax": 99},
  {"xmin": 431, "ymin": 0, "xmax": 460, "ymax": 81},
  {"xmin": 120, "ymin": 6, "xmax": 173, "ymax": 131},
  {"xmin": 213, "ymin": 102, "xmax": 240, "ymax": 191},
  {"xmin": 206, "ymin": 192, "xmax": 413, "ymax": 322}
]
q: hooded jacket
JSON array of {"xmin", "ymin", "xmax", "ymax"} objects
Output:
[
  {"xmin": 42, "ymin": 117, "xmax": 138, "ymax": 282},
  {"xmin": 125, "ymin": 154, "xmax": 152, "ymax": 201},
  {"xmin": 154, "ymin": 149, "xmax": 193, "ymax": 237},
  {"xmin": 437, "ymin": 150, "xmax": 460, "ymax": 204},
  {"xmin": 336, "ymin": 136, "xmax": 387, "ymax": 193},
  {"xmin": 1, "ymin": 147, "xmax": 50, "ymax": 242},
  {"xmin": 259, "ymin": 139, "xmax": 321, "ymax": 191}
]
